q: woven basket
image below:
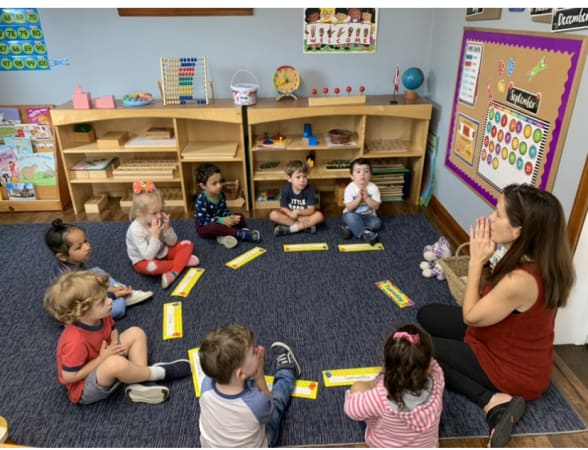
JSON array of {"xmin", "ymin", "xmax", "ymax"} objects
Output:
[{"xmin": 438, "ymin": 242, "xmax": 469, "ymax": 305}]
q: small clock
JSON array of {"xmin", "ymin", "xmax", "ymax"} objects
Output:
[{"xmin": 273, "ymin": 65, "xmax": 300, "ymax": 101}]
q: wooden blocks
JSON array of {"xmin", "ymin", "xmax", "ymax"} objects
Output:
[
  {"xmin": 84, "ymin": 194, "xmax": 108, "ymax": 214},
  {"xmin": 96, "ymin": 131, "xmax": 130, "ymax": 149},
  {"xmin": 73, "ymin": 128, "xmax": 96, "ymax": 143},
  {"xmin": 94, "ymin": 95, "xmax": 116, "ymax": 109},
  {"xmin": 72, "ymin": 85, "xmax": 91, "ymax": 109}
]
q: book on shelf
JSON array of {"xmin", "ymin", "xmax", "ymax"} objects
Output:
[
  {"xmin": 6, "ymin": 182, "xmax": 36, "ymax": 200},
  {"xmin": 70, "ymin": 157, "xmax": 117, "ymax": 171}
]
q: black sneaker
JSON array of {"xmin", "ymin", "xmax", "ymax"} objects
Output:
[
  {"xmin": 125, "ymin": 382, "xmax": 169, "ymax": 404},
  {"xmin": 273, "ymin": 225, "xmax": 290, "ymax": 237},
  {"xmin": 361, "ymin": 230, "xmax": 379, "ymax": 246},
  {"xmin": 153, "ymin": 359, "xmax": 192, "ymax": 381},
  {"xmin": 271, "ymin": 341, "xmax": 302, "ymax": 378},
  {"xmin": 237, "ymin": 228, "xmax": 261, "ymax": 242},
  {"xmin": 340, "ymin": 224, "xmax": 352, "ymax": 240}
]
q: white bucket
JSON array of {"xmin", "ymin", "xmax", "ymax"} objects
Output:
[{"xmin": 231, "ymin": 70, "xmax": 259, "ymax": 106}]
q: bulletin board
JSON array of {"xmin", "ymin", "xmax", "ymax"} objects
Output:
[{"xmin": 445, "ymin": 27, "xmax": 587, "ymax": 206}]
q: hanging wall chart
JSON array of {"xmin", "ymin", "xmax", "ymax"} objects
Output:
[{"xmin": 445, "ymin": 27, "xmax": 587, "ymax": 206}]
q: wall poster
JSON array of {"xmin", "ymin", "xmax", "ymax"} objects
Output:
[
  {"xmin": 303, "ymin": 8, "xmax": 378, "ymax": 54},
  {"xmin": 0, "ymin": 8, "xmax": 49, "ymax": 71},
  {"xmin": 445, "ymin": 27, "xmax": 587, "ymax": 206}
]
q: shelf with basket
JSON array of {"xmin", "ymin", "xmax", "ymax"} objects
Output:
[
  {"xmin": 51, "ymin": 99, "xmax": 248, "ymax": 214},
  {"xmin": 246, "ymin": 95, "xmax": 432, "ymax": 211}
]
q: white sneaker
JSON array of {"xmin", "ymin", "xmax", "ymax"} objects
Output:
[
  {"xmin": 125, "ymin": 290, "xmax": 153, "ymax": 307},
  {"xmin": 217, "ymin": 235, "xmax": 238, "ymax": 249},
  {"xmin": 125, "ymin": 383, "xmax": 169, "ymax": 404}
]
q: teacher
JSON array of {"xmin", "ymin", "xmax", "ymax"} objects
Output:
[{"xmin": 417, "ymin": 183, "xmax": 575, "ymax": 447}]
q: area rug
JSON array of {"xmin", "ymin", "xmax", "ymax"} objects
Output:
[{"xmin": 0, "ymin": 215, "xmax": 585, "ymax": 447}]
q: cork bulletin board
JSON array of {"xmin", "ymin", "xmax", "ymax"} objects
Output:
[{"xmin": 445, "ymin": 27, "xmax": 587, "ymax": 206}]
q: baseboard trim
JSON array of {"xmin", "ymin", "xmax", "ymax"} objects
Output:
[{"xmin": 425, "ymin": 195, "xmax": 468, "ymax": 250}]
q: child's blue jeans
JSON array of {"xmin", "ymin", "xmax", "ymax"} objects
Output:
[
  {"xmin": 342, "ymin": 212, "xmax": 382, "ymax": 238},
  {"xmin": 265, "ymin": 369, "xmax": 296, "ymax": 447},
  {"xmin": 90, "ymin": 267, "xmax": 126, "ymax": 319}
]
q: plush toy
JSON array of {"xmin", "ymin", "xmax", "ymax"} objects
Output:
[{"xmin": 420, "ymin": 236, "xmax": 452, "ymax": 280}]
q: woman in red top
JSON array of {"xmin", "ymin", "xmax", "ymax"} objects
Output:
[{"xmin": 417, "ymin": 183, "xmax": 575, "ymax": 447}]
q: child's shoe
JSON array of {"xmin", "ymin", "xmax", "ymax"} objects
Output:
[
  {"xmin": 273, "ymin": 225, "xmax": 291, "ymax": 237},
  {"xmin": 161, "ymin": 271, "xmax": 177, "ymax": 289},
  {"xmin": 340, "ymin": 224, "xmax": 353, "ymax": 240},
  {"xmin": 125, "ymin": 289, "xmax": 153, "ymax": 307},
  {"xmin": 217, "ymin": 235, "xmax": 238, "ymax": 248},
  {"xmin": 271, "ymin": 341, "xmax": 302, "ymax": 378},
  {"xmin": 187, "ymin": 255, "xmax": 200, "ymax": 267},
  {"xmin": 237, "ymin": 228, "xmax": 261, "ymax": 242},
  {"xmin": 361, "ymin": 230, "xmax": 379, "ymax": 246},
  {"xmin": 153, "ymin": 359, "xmax": 192, "ymax": 381},
  {"xmin": 125, "ymin": 382, "xmax": 169, "ymax": 404}
]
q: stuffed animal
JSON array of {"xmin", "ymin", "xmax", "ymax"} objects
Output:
[{"xmin": 420, "ymin": 236, "xmax": 452, "ymax": 280}]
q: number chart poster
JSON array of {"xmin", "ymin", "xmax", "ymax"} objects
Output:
[
  {"xmin": 445, "ymin": 27, "xmax": 587, "ymax": 206},
  {"xmin": 303, "ymin": 8, "xmax": 378, "ymax": 54},
  {"xmin": 0, "ymin": 8, "xmax": 49, "ymax": 71}
]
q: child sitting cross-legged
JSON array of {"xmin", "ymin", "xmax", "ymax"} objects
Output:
[
  {"xmin": 43, "ymin": 271, "xmax": 192, "ymax": 405},
  {"xmin": 198, "ymin": 324, "xmax": 302, "ymax": 447},
  {"xmin": 45, "ymin": 219, "xmax": 153, "ymax": 320},
  {"xmin": 269, "ymin": 160, "xmax": 324, "ymax": 236},
  {"xmin": 126, "ymin": 181, "xmax": 199, "ymax": 289},
  {"xmin": 344, "ymin": 324, "xmax": 445, "ymax": 448},
  {"xmin": 194, "ymin": 163, "xmax": 260, "ymax": 249}
]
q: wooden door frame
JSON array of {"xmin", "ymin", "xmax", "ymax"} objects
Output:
[{"xmin": 568, "ymin": 155, "xmax": 588, "ymax": 255}]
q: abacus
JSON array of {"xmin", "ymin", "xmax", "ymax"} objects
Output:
[{"xmin": 159, "ymin": 57, "xmax": 211, "ymax": 105}]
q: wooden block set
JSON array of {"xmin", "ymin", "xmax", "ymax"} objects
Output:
[
  {"xmin": 119, "ymin": 187, "xmax": 184, "ymax": 208},
  {"xmin": 112, "ymin": 159, "xmax": 178, "ymax": 180}
]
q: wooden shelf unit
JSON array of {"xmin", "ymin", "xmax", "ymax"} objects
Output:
[
  {"xmin": 246, "ymin": 96, "xmax": 432, "ymax": 211},
  {"xmin": 51, "ymin": 99, "xmax": 248, "ymax": 215},
  {"xmin": 0, "ymin": 104, "xmax": 70, "ymax": 212}
]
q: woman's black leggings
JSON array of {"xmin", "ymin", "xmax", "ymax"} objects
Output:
[{"xmin": 417, "ymin": 303, "xmax": 498, "ymax": 408}]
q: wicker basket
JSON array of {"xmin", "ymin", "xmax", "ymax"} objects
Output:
[{"xmin": 437, "ymin": 242, "xmax": 469, "ymax": 305}]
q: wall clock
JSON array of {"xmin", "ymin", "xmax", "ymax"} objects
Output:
[{"xmin": 273, "ymin": 65, "xmax": 300, "ymax": 101}]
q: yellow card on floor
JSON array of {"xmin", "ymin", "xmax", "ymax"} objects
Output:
[
  {"xmin": 188, "ymin": 347, "xmax": 206, "ymax": 397},
  {"xmin": 338, "ymin": 243, "xmax": 384, "ymax": 252},
  {"xmin": 283, "ymin": 242, "xmax": 329, "ymax": 252},
  {"xmin": 163, "ymin": 301, "xmax": 183, "ymax": 340},
  {"xmin": 226, "ymin": 246, "xmax": 266, "ymax": 269},
  {"xmin": 265, "ymin": 375, "xmax": 319, "ymax": 400},
  {"xmin": 322, "ymin": 367, "xmax": 381, "ymax": 387},
  {"xmin": 375, "ymin": 279, "xmax": 414, "ymax": 308},
  {"xmin": 171, "ymin": 268, "xmax": 205, "ymax": 297}
]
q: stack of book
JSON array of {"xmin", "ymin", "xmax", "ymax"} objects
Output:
[{"xmin": 371, "ymin": 159, "xmax": 411, "ymax": 202}]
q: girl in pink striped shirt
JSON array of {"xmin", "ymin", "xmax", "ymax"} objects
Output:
[{"xmin": 344, "ymin": 324, "xmax": 445, "ymax": 447}]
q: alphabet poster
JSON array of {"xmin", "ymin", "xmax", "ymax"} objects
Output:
[{"xmin": 445, "ymin": 27, "xmax": 587, "ymax": 206}]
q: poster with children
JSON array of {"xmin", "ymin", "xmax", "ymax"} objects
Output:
[{"xmin": 303, "ymin": 8, "xmax": 378, "ymax": 53}]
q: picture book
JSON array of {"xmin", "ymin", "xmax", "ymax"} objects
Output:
[
  {"xmin": 0, "ymin": 107, "xmax": 21, "ymax": 123},
  {"xmin": 3, "ymin": 137, "xmax": 33, "ymax": 154},
  {"xmin": 23, "ymin": 106, "xmax": 52, "ymax": 124},
  {"xmin": 6, "ymin": 182, "xmax": 35, "ymax": 200},
  {"xmin": 17, "ymin": 152, "xmax": 56, "ymax": 186},
  {"xmin": 0, "ymin": 147, "xmax": 18, "ymax": 183}
]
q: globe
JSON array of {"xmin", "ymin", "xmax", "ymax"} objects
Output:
[{"xmin": 402, "ymin": 67, "xmax": 424, "ymax": 91}]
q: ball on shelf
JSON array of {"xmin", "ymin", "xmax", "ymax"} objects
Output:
[{"xmin": 402, "ymin": 67, "xmax": 424, "ymax": 91}]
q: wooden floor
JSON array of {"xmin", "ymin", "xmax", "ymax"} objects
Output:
[{"xmin": 2, "ymin": 194, "xmax": 587, "ymax": 448}]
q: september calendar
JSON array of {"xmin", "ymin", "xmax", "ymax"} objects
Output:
[{"xmin": 445, "ymin": 27, "xmax": 587, "ymax": 206}]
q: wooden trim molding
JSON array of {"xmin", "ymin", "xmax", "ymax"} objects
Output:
[
  {"xmin": 567, "ymin": 155, "xmax": 588, "ymax": 254},
  {"xmin": 117, "ymin": 8, "xmax": 253, "ymax": 17}
]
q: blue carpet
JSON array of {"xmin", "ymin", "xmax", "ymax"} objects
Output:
[{"xmin": 0, "ymin": 215, "xmax": 585, "ymax": 447}]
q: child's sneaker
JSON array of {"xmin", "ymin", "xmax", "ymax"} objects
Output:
[
  {"xmin": 304, "ymin": 225, "xmax": 317, "ymax": 234},
  {"xmin": 273, "ymin": 225, "xmax": 290, "ymax": 237},
  {"xmin": 125, "ymin": 382, "xmax": 169, "ymax": 404},
  {"xmin": 237, "ymin": 228, "xmax": 261, "ymax": 242},
  {"xmin": 340, "ymin": 224, "xmax": 353, "ymax": 240},
  {"xmin": 161, "ymin": 271, "xmax": 177, "ymax": 289},
  {"xmin": 187, "ymin": 255, "xmax": 200, "ymax": 267},
  {"xmin": 217, "ymin": 235, "xmax": 238, "ymax": 248},
  {"xmin": 361, "ymin": 230, "xmax": 379, "ymax": 246},
  {"xmin": 271, "ymin": 342, "xmax": 302, "ymax": 378},
  {"xmin": 125, "ymin": 290, "xmax": 153, "ymax": 307},
  {"xmin": 153, "ymin": 359, "xmax": 192, "ymax": 381}
]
